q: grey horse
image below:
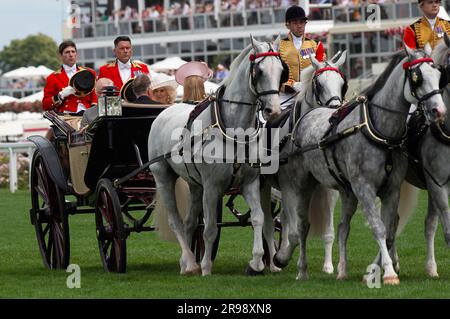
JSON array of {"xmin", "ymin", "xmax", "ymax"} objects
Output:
[
  {"xmin": 148, "ymin": 37, "xmax": 283, "ymax": 276},
  {"xmin": 273, "ymin": 43, "xmax": 446, "ymax": 284},
  {"xmin": 262, "ymin": 50, "xmax": 348, "ymax": 275},
  {"xmin": 389, "ymin": 38, "xmax": 450, "ymax": 278}
]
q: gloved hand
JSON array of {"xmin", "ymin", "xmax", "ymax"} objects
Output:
[{"xmin": 59, "ymin": 86, "xmax": 75, "ymax": 100}]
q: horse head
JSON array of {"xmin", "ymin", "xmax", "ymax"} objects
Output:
[
  {"xmin": 310, "ymin": 50, "xmax": 348, "ymax": 108},
  {"xmin": 404, "ymin": 43, "xmax": 446, "ymax": 124},
  {"xmin": 249, "ymin": 35, "xmax": 282, "ymax": 120}
]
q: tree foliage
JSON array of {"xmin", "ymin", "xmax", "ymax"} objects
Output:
[{"xmin": 0, "ymin": 33, "xmax": 60, "ymax": 73}]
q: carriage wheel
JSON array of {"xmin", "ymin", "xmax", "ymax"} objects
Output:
[
  {"xmin": 95, "ymin": 178, "xmax": 127, "ymax": 273},
  {"xmin": 191, "ymin": 199, "xmax": 222, "ymax": 263},
  {"xmin": 30, "ymin": 151, "xmax": 70, "ymax": 269}
]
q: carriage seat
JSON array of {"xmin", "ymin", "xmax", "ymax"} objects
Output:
[{"xmin": 121, "ymin": 101, "xmax": 169, "ymax": 117}]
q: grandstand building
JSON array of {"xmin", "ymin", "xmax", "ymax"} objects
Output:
[{"xmin": 37, "ymin": 1, "xmax": 450, "ymax": 80}]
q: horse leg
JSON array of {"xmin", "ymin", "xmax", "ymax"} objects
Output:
[
  {"xmin": 273, "ymin": 185, "xmax": 300, "ymax": 268},
  {"xmin": 184, "ymin": 183, "xmax": 203, "ymax": 249},
  {"xmin": 424, "ymin": 201, "xmax": 439, "ymax": 278},
  {"xmin": 241, "ymin": 179, "xmax": 266, "ymax": 275},
  {"xmin": 380, "ymin": 188, "xmax": 402, "ymax": 276},
  {"xmin": 200, "ymin": 186, "xmax": 221, "ymax": 276},
  {"xmin": 295, "ymin": 186, "xmax": 315, "ymax": 280},
  {"xmin": 355, "ymin": 186, "xmax": 399, "ymax": 285},
  {"xmin": 424, "ymin": 185, "xmax": 450, "ymax": 277},
  {"xmin": 152, "ymin": 163, "xmax": 199, "ymax": 275},
  {"xmin": 336, "ymin": 192, "xmax": 358, "ymax": 280},
  {"xmin": 323, "ymin": 188, "xmax": 338, "ymax": 274},
  {"xmin": 260, "ymin": 181, "xmax": 282, "ymax": 273}
]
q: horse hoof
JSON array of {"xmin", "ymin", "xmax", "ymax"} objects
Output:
[
  {"xmin": 323, "ymin": 264, "xmax": 334, "ymax": 274},
  {"xmin": 296, "ymin": 273, "xmax": 309, "ymax": 281},
  {"xmin": 245, "ymin": 266, "xmax": 264, "ymax": 276},
  {"xmin": 270, "ymin": 265, "xmax": 282, "ymax": 273},
  {"xmin": 383, "ymin": 276, "xmax": 400, "ymax": 285},
  {"xmin": 273, "ymin": 255, "xmax": 288, "ymax": 269},
  {"xmin": 336, "ymin": 274, "xmax": 348, "ymax": 281},
  {"xmin": 181, "ymin": 266, "xmax": 201, "ymax": 276}
]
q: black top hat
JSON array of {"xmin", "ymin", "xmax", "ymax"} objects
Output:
[
  {"xmin": 69, "ymin": 69, "xmax": 96, "ymax": 98},
  {"xmin": 285, "ymin": 5, "xmax": 307, "ymax": 23},
  {"xmin": 120, "ymin": 77, "xmax": 137, "ymax": 102}
]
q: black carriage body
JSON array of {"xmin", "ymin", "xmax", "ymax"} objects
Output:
[{"xmin": 28, "ymin": 109, "xmax": 164, "ymax": 272}]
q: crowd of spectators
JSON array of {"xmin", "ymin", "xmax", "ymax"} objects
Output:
[{"xmin": 2, "ymin": 77, "xmax": 46, "ymax": 90}]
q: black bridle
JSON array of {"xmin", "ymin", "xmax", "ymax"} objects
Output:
[
  {"xmin": 312, "ymin": 66, "xmax": 347, "ymax": 107},
  {"xmin": 403, "ymin": 57, "xmax": 443, "ymax": 106},
  {"xmin": 218, "ymin": 47, "xmax": 284, "ymax": 112}
]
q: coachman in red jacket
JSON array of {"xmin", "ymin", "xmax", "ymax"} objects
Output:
[
  {"xmin": 98, "ymin": 36, "xmax": 150, "ymax": 90},
  {"xmin": 42, "ymin": 40, "xmax": 98, "ymax": 113}
]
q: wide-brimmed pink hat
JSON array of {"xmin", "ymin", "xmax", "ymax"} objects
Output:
[{"xmin": 175, "ymin": 61, "xmax": 213, "ymax": 85}]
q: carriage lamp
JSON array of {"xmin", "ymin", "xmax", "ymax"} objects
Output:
[{"xmin": 98, "ymin": 86, "xmax": 122, "ymax": 117}]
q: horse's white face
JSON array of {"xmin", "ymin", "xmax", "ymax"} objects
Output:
[
  {"xmin": 250, "ymin": 37, "xmax": 282, "ymax": 120},
  {"xmin": 404, "ymin": 44, "xmax": 446, "ymax": 124},
  {"xmin": 310, "ymin": 51, "xmax": 348, "ymax": 108}
]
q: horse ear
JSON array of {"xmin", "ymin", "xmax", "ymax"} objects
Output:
[
  {"xmin": 273, "ymin": 34, "xmax": 281, "ymax": 51},
  {"xmin": 334, "ymin": 50, "xmax": 347, "ymax": 67},
  {"xmin": 310, "ymin": 54, "xmax": 321, "ymax": 69},
  {"xmin": 330, "ymin": 51, "xmax": 342, "ymax": 63},
  {"xmin": 444, "ymin": 33, "xmax": 450, "ymax": 48},
  {"xmin": 424, "ymin": 42, "xmax": 432, "ymax": 56},
  {"xmin": 250, "ymin": 35, "xmax": 258, "ymax": 52}
]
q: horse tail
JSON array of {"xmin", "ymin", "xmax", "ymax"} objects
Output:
[
  {"xmin": 308, "ymin": 185, "xmax": 334, "ymax": 237},
  {"xmin": 396, "ymin": 181, "xmax": 419, "ymax": 235},
  {"xmin": 153, "ymin": 178, "xmax": 191, "ymax": 242}
]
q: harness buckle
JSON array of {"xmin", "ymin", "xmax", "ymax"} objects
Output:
[{"xmin": 318, "ymin": 138, "xmax": 327, "ymax": 150}]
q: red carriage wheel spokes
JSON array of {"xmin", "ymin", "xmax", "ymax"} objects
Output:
[
  {"xmin": 30, "ymin": 151, "xmax": 70, "ymax": 269},
  {"xmin": 95, "ymin": 178, "xmax": 127, "ymax": 273}
]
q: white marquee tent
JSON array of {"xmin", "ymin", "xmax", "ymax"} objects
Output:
[
  {"xmin": 2, "ymin": 65, "xmax": 53, "ymax": 79},
  {"xmin": 150, "ymin": 57, "xmax": 187, "ymax": 73}
]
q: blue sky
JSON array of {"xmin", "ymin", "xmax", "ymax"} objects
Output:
[{"xmin": 0, "ymin": 0, "xmax": 65, "ymax": 50}]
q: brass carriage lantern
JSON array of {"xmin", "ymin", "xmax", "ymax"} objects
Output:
[{"xmin": 98, "ymin": 86, "xmax": 122, "ymax": 117}]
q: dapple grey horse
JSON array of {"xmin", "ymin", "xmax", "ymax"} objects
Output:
[
  {"xmin": 148, "ymin": 37, "xmax": 284, "ymax": 276},
  {"xmin": 383, "ymin": 38, "xmax": 450, "ymax": 278},
  {"xmin": 262, "ymin": 50, "xmax": 348, "ymax": 275},
  {"xmin": 273, "ymin": 43, "xmax": 446, "ymax": 284}
]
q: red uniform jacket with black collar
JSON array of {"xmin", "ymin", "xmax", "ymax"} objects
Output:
[
  {"xmin": 42, "ymin": 66, "xmax": 98, "ymax": 113},
  {"xmin": 98, "ymin": 59, "xmax": 150, "ymax": 89}
]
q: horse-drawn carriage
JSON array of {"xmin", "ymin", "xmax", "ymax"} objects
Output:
[{"xmin": 27, "ymin": 100, "xmax": 282, "ymax": 273}]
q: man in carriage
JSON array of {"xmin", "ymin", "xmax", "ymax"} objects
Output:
[
  {"xmin": 98, "ymin": 36, "xmax": 150, "ymax": 90},
  {"xmin": 42, "ymin": 40, "xmax": 98, "ymax": 115},
  {"xmin": 278, "ymin": 5, "xmax": 325, "ymax": 109}
]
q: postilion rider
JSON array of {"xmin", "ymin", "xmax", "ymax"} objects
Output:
[
  {"xmin": 403, "ymin": 0, "xmax": 450, "ymax": 50},
  {"xmin": 278, "ymin": 5, "xmax": 325, "ymax": 110}
]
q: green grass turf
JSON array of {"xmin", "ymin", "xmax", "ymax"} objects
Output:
[{"xmin": 0, "ymin": 188, "xmax": 449, "ymax": 298}]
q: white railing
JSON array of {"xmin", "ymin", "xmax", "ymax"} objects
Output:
[{"xmin": 0, "ymin": 142, "xmax": 35, "ymax": 193}]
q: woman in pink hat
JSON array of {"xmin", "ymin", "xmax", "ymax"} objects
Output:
[{"xmin": 175, "ymin": 61, "xmax": 213, "ymax": 104}]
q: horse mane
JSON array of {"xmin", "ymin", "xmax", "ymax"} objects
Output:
[
  {"xmin": 432, "ymin": 41, "xmax": 449, "ymax": 65},
  {"xmin": 221, "ymin": 44, "xmax": 253, "ymax": 87},
  {"xmin": 362, "ymin": 50, "xmax": 407, "ymax": 100}
]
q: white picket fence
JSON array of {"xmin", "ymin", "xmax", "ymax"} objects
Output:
[{"xmin": 0, "ymin": 142, "xmax": 35, "ymax": 193}]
